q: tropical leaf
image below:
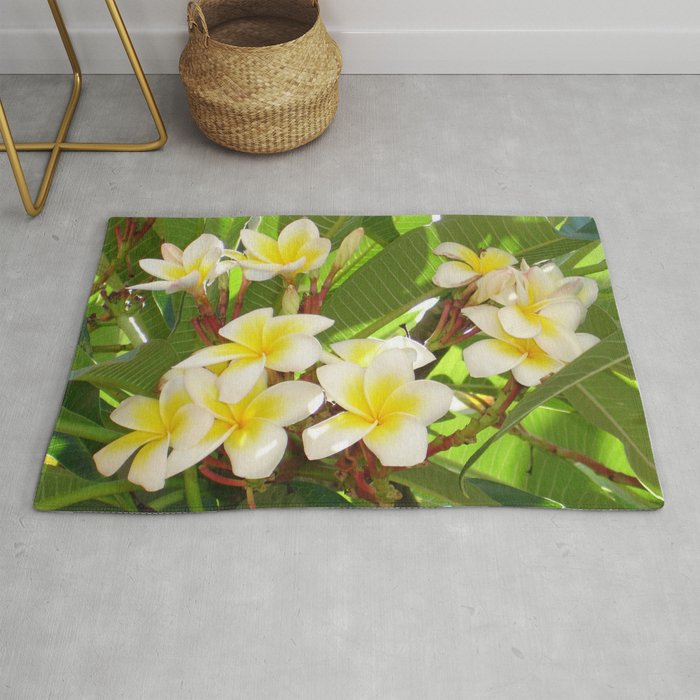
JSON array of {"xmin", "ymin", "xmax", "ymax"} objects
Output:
[
  {"xmin": 460, "ymin": 330, "xmax": 661, "ymax": 500},
  {"xmin": 465, "ymin": 477, "xmax": 564, "ymax": 508},
  {"xmin": 46, "ymin": 433, "xmax": 98, "ymax": 480},
  {"xmin": 153, "ymin": 218, "xmax": 206, "ymax": 249},
  {"xmin": 70, "ymin": 339, "xmax": 179, "ymax": 395},
  {"xmin": 563, "ymin": 365, "xmax": 661, "ymax": 498},
  {"xmin": 55, "ymin": 407, "xmax": 122, "ymax": 443},
  {"xmin": 391, "ymin": 463, "xmax": 495, "ymax": 507}
]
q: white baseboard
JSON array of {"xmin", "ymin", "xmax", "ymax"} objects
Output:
[{"xmin": 2, "ymin": 27, "xmax": 700, "ymax": 74}]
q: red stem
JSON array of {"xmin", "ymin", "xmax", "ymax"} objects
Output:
[
  {"xmin": 192, "ymin": 318, "xmax": 213, "ymax": 346},
  {"xmin": 199, "ymin": 465, "xmax": 247, "ymax": 488},
  {"xmin": 232, "ymin": 278, "xmax": 251, "ymax": 320}
]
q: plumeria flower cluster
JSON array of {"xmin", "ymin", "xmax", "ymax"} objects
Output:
[
  {"xmin": 95, "ymin": 222, "xmax": 601, "ymax": 502},
  {"xmin": 303, "ymin": 346, "xmax": 453, "ymax": 467},
  {"xmin": 432, "ymin": 242, "xmax": 600, "ymax": 386},
  {"xmin": 131, "ymin": 233, "xmax": 237, "ymax": 299},
  {"xmin": 95, "ymin": 307, "xmax": 334, "ymax": 489}
]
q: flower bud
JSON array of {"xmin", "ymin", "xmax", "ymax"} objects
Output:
[
  {"xmin": 333, "ymin": 228, "xmax": 364, "ymax": 271},
  {"xmin": 281, "ymin": 285, "xmax": 301, "ymax": 315}
]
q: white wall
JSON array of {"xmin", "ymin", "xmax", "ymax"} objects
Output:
[{"xmin": 2, "ymin": 0, "xmax": 700, "ymax": 73}]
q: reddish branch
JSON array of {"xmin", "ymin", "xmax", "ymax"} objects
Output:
[{"xmin": 511, "ymin": 425, "xmax": 645, "ymax": 489}]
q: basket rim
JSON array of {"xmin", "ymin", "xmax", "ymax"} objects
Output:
[{"xmin": 190, "ymin": 3, "xmax": 324, "ymax": 52}]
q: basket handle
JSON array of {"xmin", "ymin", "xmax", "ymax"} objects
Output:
[{"xmin": 187, "ymin": 2, "xmax": 210, "ymax": 45}]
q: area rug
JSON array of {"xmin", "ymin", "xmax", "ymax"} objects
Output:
[{"xmin": 36, "ymin": 215, "xmax": 663, "ymax": 512}]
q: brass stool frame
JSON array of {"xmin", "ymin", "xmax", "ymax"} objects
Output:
[{"xmin": 0, "ymin": 0, "xmax": 167, "ymax": 217}]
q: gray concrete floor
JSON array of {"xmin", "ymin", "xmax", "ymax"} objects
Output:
[{"xmin": 1, "ymin": 74, "xmax": 699, "ymax": 699}]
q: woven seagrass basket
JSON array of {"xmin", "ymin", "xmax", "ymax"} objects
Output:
[{"xmin": 179, "ymin": 0, "xmax": 342, "ymax": 153}]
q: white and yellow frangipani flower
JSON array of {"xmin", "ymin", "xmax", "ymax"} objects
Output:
[
  {"xmin": 131, "ymin": 234, "xmax": 236, "ymax": 296},
  {"xmin": 303, "ymin": 348, "xmax": 453, "ymax": 467},
  {"xmin": 320, "ymin": 336, "xmax": 436, "ymax": 370},
  {"xmin": 462, "ymin": 305, "xmax": 599, "ymax": 387},
  {"xmin": 432, "ymin": 242, "xmax": 517, "ymax": 289},
  {"xmin": 489, "ymin": 261, "xmax": 599, "ymax": 362},
  {"xmin": 176, "ymin": 307, "xmax": 334, "ymax": 404},
  {"xmin": 168, "ymin": 370, "xmax": 325, "ymax": 480},
  {"xmin": 93, "ymin": 376, "xmax": 215, "ymax": 491},
  {"xmin": 237, "ymin": 219, "xmax": 332, "ymax": 282}
]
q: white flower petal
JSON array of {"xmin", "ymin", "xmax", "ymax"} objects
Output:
[
  {"xmin": 498, "ymin": 305, "xmax": 542, "ymax": 339},
  {"xmin": 127, "ymin": 436, "xmax": 170, "ymax": 492},
  {"xmin": 535, "ymin": 318, "xmax": 584, "ymax": 362},
  {"xmin": 217, "ymin": 355, "xmax": 268, "ymax": 404},
  {"xmin": 576, "ymin": 277, "xmax": 599, "ymax": 307},
  {"xmin": 463, "ymin": 339, "xmax": 526, "ymax": 378},
  {"xmin": 161, "ymin": 243, "xmax": 183, "ymax": 264},
  {"xmin": 93, "ymin": 431, "xmax": 155, "ymax": 477},
  {"xmin": 331, "ymin": 339, "xmax": 383, "ymax": 366},
  {"xmin": 182, "ymin": 233, "xmax": 224, "ymax": 271},
  {"xmin": 432, "ymin": 261, "xmax": 479, "ymax": 288},
  {"xmin": 462, "ymin": 305, "xmax": 509, "ymax": 341},
  {"xmin": 265, "ymin": 334, "xmax": 322, "ymax": 372},
  {"xmin": 302, "ymin": 412, "xmax": 376, "ymax": 461},
  {"xmin": 297, "ymin": 237, "xmax": 331, "ymax": 271},
  {"xmin": 363, "ymin": 348, "xmax": 416, "ymax": 416},
  {"xmin": 481, "ymin": 247, "xmax": 518, "ymax": 270},
  {"xmin": 575, "ymin": 333, "xmax": 600, "ymax": 354},
  {"xmin": 166, "ymin": 421, "xmax": 234, "ymax": 477},
  {"xmin": 224, "ymin": 419, "xmax": 288, "ymax": 479},
  {"xmin": 219, "ymin": 307, "xmax": 273, "ymax": 348},
  {"xmin": 166, "ymin": 270, "xmax": 202, "ymax": 294},
  {"xmin": 210, "ymin": 260, "xmax": 238, "ymax": 282},
  {"xmin": 239, "ymin": 261, "xmax": 285, "ymax": 282},
  {"xmin": 169, "ymin": 403, "xmax": 216, "ymax": 450},
  {"xmin": 511, "ymin": 355, "xmax": 564, "ymax": 387},
  {"xmin": 138, "ymin": 258, "xmax": 184, "ymax": 282},
  {"xmin": 176, "ymin": 343, "xmax": 254, "ymax": 370},
  {"xmin": 433, "ymin": 242, "xmax": 480, "ymax": 267},
  {"xmin": 159, "ymin": 374, "xmax": 192, "ymax": 425},
  {"xmin": 129, "ymin": 280, "xmax": 174, "ymax": 291},
  {"xmin": 245, "ymin": 380, "xmax": 324, "ymax": 426},
  {"xmin": 473, "ymin": 268, "xmax": 517, "ymax": 304},
  {"xmin": 263, "ymin": 313, "xmax": 334, "ymax": 344},
  {"xmin": 184, "ymin": 367, "xmax": 230, "ymax": 418},
  {"xmin": 240, "ymin": 229, "xmax": 282, "ymax": 264},
  {"xmin": 528, "ymin": 263, "xmax": 563, "ymax": 299},
  {"xmin": 316, "ymin": 362, "xmax": 373, "ymax": 419},
  {"xmin": 364, "ymin": 414, "xmax": 428, "ymax": 467},
  {"xmin": 278, "ymin": 218, "xmax": 320, "ymax": 261},
  {"xmin": 537, "ymin": 298, "xmax": 584, "ymax": 330},
  {"xmin": 382, "ymin": 337, "xmax": 436, "ymax": 369},
  {"xmin": 111, "ymin": 396, "xmax": 162, "ymax": 433},
  {"xmin": 381, "ymin": 380, "xmax": 453, "ymax": 425}
]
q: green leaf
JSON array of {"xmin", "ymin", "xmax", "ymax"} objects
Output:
[
  {"xmin": 563, "ymin": 365, "xmax": 661, "ymax": 498},
  {"xmin": 554, "ymin": 216, "xmax": 600, "ymax": 241},
  {"xmin": 166, "ymin": 294, "xmax": 203, "ymax": 360},
  {"xmin": 460, "ymin": 330, "xmax": 661, "ymax": 499},
  {"xmin": 34, "ymin": 466, "xmax": 140, "ymax": 511},
  {"xmin": 70, "ymin": 339, "xmax": 179, "ymax": 395},
  {"xmin": 465, "ymin": 477, "xmax": 564, "ymax": 508},
  {"xmin": 55, "ymin": 407, "xmax": 123, "ymax": 443},
  {"xmin": 391, "ymin": 463, "xmax": 495, "ymax": 506},
  {"xmin": 473, "ymin": 406, "xmax": 656, "ymax": 509},
  {"xmin": 153, "ymin": 218, "xmax": 206, "ymax": 249},
  {"xmin": 46, "ymin": 433, "xmax": 98, "ymax": 479}
]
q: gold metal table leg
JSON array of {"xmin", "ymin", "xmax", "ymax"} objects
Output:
[{"xmin": 0, "ymin": 0, "xmax": 168, "ymax": 217}]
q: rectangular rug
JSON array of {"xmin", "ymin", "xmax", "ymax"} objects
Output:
[{"xmin": 36, "ymin": 215, "xmax": 663, "ymax": 512}]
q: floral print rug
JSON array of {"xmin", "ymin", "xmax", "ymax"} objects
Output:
[{"xmin": 36, "ymin": 215, "xmax": 662, "ymax": 512}]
